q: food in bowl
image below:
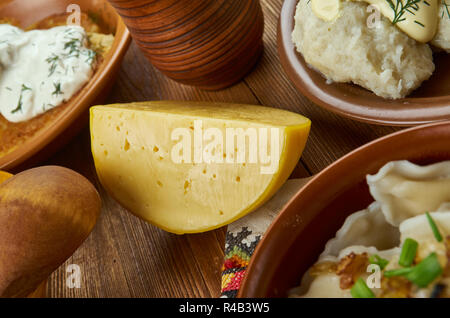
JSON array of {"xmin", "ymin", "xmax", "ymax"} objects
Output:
[
  {"xmin": 291, "ymin": 160, "xmax": 450, "ymax": 298},
  {"xmin": 0, "ymin": 13, "xmax": 114, "ymax": 157},
  {"xmin": 292, "ymin": 0, "xmax": 449, "ymax": 99}
]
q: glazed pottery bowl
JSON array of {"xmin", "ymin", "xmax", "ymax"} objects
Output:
[
  {"xmin": 239, "ymin": 121, "xmax": 450, "ymax": 297},
  {"xmin": 278, "ymin": 0, "xmax": 450, "ymax": 126}
]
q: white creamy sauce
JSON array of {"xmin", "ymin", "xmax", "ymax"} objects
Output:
[{"xmin": 0, "ymin": 24, "xmax": 95, "ymax": 123}]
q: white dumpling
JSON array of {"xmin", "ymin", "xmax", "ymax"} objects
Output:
[
  {"xmin": 319, "ymin": 202, "xmax": 399, "ymax": 261},
  {"xmin": 400, "ymin": 211, "xmax": 450, "ymax": 243},
  {"xmin": 294, "ymin": 160, "xmax": 450, "ymax": 298},
  {"xmin": 399, "ymin": 211, "xmax": 450, "ymax": 268},
  {"xmin": 367, "ymin": 161, "xmax": 450, "ymax": 226},
  {"xmin": 296, "ymin": 273, "xmax": 351, "ymax": 298},
  {"xmin": 294, "ymin": 245, "xmax": 400, "ymax": 298}
]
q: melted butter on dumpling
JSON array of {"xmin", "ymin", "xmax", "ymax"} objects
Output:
[{"xmin": 319, "ymin": 202, "xmax": 399, "ymax": 261}]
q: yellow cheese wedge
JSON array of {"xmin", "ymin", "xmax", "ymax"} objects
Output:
[
  {"xmin": 90, "ymin": 101, "xmax": 311, "ymax": 234},
  {"xmin": 0, "ymin": 171, "xmax": 13, "ymax": 184}
]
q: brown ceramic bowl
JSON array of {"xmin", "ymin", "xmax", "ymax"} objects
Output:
[
  {"xmin": 239, "ymin": 120, "xmax": 450, "ymax": 297},
  {"xmin": 278, "ymin": 0, "xmax": 450, "ymax": 127},
  {"xmin": 0, "ymin": 0, "xmax": 131, "ymax": 171}
]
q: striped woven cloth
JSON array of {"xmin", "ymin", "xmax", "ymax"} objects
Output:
[{"xmin": 220, "ymin": 179, "xmax": 308, "ymax": 298}]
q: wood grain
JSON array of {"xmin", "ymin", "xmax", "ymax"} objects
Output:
[
  {"xmin": 107, "ymin": 0, "xmax": 265, "ymax": 90},
  {"xmin": 43, "ymin": 0, "xmax": 405, "ymax": 298}
]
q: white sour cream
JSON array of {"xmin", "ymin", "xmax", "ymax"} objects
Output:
[{"xmin": 0, "ymin": 24, "xmax": 95, "ymax": 123}]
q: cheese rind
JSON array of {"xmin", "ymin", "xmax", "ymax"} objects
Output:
[{"xmin": 90, "ymin": 101, "xmax": 311, "ymax": 234}]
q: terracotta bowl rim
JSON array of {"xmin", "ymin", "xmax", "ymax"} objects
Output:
[
  {"xmin": 0, "ymin": 0, "xmax": 131, "ymax": 171},
  {"xmin": 239, "ymin": 119, "xmax": 450, "ymax": 297}
]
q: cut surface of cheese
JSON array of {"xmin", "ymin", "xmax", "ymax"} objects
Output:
[
  {"xmin": 90, "ymin": 101, "xmax": 311, "ymax": 234},
  {"xmin": 0, "ymin": 171, "xmax": 13, "ymax": 184}
]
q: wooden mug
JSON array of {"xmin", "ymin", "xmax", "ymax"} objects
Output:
[{"xmin": 107, "ymin": 0, "xmax": 264, "ymax": 90}]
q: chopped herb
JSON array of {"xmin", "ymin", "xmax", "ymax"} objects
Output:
[
  {"xmin": 64, "ymin": 37, "xmax": 82, "ymax": 57},
  {"xmin": 82, "ymin": 49, "xmax": 97, "ymax": 65},
  {"xmin": 43, "ymin": 102, "xmax": 57, "ymax": 111},
  {"xmin": 383, "ymin": 267, "xmax": 413, "ymax": 278},
  {"xmin": 385, "ymin": 0, "xmax": 422, "ymax": 25},
  {"xmin": 351, "ymin": 278, "xmax": 375, "ymax": 298},
  {"xmin": 405, "ymin": 253, "xmax": 442, "ymax": 288},
  {"xmin": 414, "ymin": 20, "xmax": 425, "ymax": 27},
  {"xmin": 45, "ymin": 53, "xmax": 60, "ymax": 77},
  {"xmin": 443, "ymin": 0, "xmax": 450, "ymax": 19},
  {"xmin": 52, "ymin": 82, "xmax": 64, "ymax": 97},
  {"xmin": 369, "ymin": 254, "xmax": 389, "ymax": 270},
  {"xmin": 426, "ymin": 212, "xmax": 443, "ymax": 242},
  {"xmin": 5, "ymin": 87, "xmax": 12, "ymax": 91},
  {"xmin": 11, "ymin": 100, "xmax": 22, "ymax": 114},
  {"xmin": 11, "ymin": 84, "xmax": 31, "ymax": 114},
  {"xmin": 399, "ymin": 238, "xmax": 418, "ymax": 267}
]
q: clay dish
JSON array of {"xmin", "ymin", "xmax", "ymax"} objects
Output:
[{"xmin": 278, "ymin": 0, "xmax": 450, "ymax": 126}]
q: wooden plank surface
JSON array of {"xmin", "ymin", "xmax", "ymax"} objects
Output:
[{"xmin": 43, "ymin": 0, "xmax": 403, "ymax": 297}]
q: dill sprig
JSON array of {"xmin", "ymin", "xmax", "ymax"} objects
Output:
[
  {"xmin": 52, "ymin": 82, "xmax": 64, "ymax": 97},
  {"xmin": 45, "ymin": 53, "xmax": 60, "ymax": 77},
  {"xmin": 443, "ymin": 0, "xmax": 450, "ymax": 19},
  {"xmin": 42, "ymin": 103, "xmax": 56, "ymax": 112},
  {"xmin": 82, "ymin": 49, "xmax": 97, "ymax": 66},
  {"xmin": 11, "ymin": 84, "xmax": 31, "ymax": 114},
  {"xmin": 64, "ymin": 37, "xmax": 82, "ymax": 58},
  {"xmin": 45, "ymin": 29, "xmax": 91, "ymax": 77},
  {"xmin": 385, "ymin": 0, "xmax": 423, "ymax": 25}
]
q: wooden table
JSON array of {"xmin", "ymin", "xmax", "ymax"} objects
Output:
[{"xmin": 44, "ymin": 0, "xmax": 400, "ymax": 297}]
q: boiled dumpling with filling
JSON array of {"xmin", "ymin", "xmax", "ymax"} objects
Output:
[
  {"xmin": 367, "ymin": 161, "xmax": 450, "ymax": 226},
  {"xmin": 400, "ymin": 211, "xmax": 450, "ymax": 265},
  {"xmin": 292, "ymin": 245, "xmax": 400, "ymax": 298},
  {"xmin": 319, "ymin": 202, "xmax": 399, "ymax": 261},
  {"xmin": 291, "ymin": 161, "xmax": 450, "ymax": 298},
  {"xmin": 291, "ymin": 0, "xmax": 434, "ymax": 99},
  {"xmin": 292, "ymin": 211, "xmax": 450, "ymax": 298}
]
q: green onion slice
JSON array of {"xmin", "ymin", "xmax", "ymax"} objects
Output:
[
  {"xmin": 399, "ymin": 238, "xmax": 418, "ymax": 267},
  {"xmin": 405, "ymin": 252, "xmax": 443, "ymax": 288},
  {"xmin": 369, "ymin": 254, "xmax": 389, "ymax": 270},
  {"xmin": 426, "ymin": 212, "xmax": 443, "ymax": 242},
  {"xmin": 351, "ymin": 278, "xmax": 375, "ymax": 298},
  {"xmin": 383, "ymin": 267, "xmax": 413, "ymax": 278}
]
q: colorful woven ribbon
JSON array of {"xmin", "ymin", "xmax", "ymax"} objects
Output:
[{"xmin": 220, "ymin": 179, "xmax": 310, "ymax": 298}]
